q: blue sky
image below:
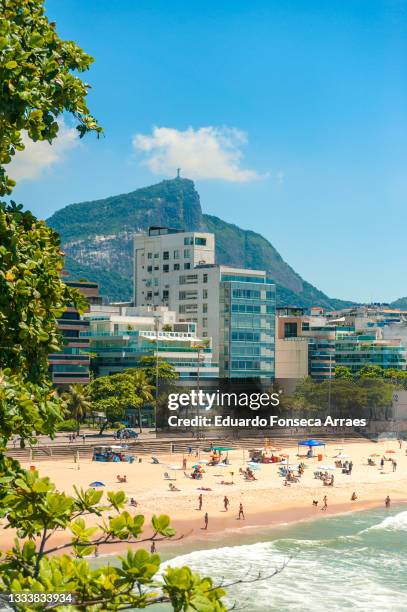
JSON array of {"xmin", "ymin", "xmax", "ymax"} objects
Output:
[{"xmin": 10, "ymin": 0, "xmax": 407, "ymax": 303}]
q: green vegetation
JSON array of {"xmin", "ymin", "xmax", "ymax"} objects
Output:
[
  {"xmin": 0, "ymin": 470, "xmax": 226, "ymax": 611},
  {"xmin": 62, "ymin": 384, "xmax": 91, "ymax": 434},
  {"xmin": 282, "ymin": 365, "xmax": 404, "ymax": 416},
  {"xmin": 86, "ymin": 368, "xmax": 158, "ymax": 434}
]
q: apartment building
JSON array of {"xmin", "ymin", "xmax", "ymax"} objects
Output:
[
  {"xmin": 48, "ymin": 280, "xmax": 102, "ymax": 388},
  {"xmin": 133, "ymin": 227, "xmax": 276, "ymax": 379},
  {"xmin": 81, "ymin": 304, "xmax": 218, "ymax": 379}
]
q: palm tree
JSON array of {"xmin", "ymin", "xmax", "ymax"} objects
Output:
[
  {"xmin": 63, "ymin": 384, "xmax": 91, "ymax": 434},
  {"xmin": 131, "ymin": 370, "xmax": 154, "ymax": 433}
]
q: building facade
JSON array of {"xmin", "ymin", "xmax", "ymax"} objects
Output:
[
  {"xmin": 82, "ymin": 305, "xmax": 218, "ymax": 379},
  {"xmin": 133, "ymin": 228, "xmax": 276, "ymax": 380},
  {"xmin": 48, "ymin": 280, "xmax": 101, "ymax": 388}
]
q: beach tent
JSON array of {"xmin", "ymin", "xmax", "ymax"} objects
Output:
[{"xmin": 298, "ymin": 439, "xmax": 326, "ymax": 457}]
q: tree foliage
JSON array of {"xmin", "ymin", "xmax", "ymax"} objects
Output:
[
  {"xmin": 0, "ymin": 0, "xmax": 102, "ymax": 195},
  {"xmin": 0, "ymin": 202, "xmax": 87, "ymax": 446},
  {"xmin": 0, "ymin": 469, "xmax": 226, "ymax": 611}
]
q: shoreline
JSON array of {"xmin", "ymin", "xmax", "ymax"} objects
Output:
[
  {"xmin": 1, "ymin": 495, "xmax": 404, "ymax": 560},
  {"xmin": 2, "ymin": 438, "xmax": 407, "ymax": 559}
]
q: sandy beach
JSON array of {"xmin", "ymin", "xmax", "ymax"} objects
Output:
[{"xmin": 2, "ymin": 438, "xmax": 407, "ymax": 554}]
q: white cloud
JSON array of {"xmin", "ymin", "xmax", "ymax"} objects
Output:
[
  {"xmin": 132, "ymin": 126, "xmax": 264, "ymax": 182},
  {"xmin": 9, "ymin": 121, "xmax": 79, "ymax": 182}
]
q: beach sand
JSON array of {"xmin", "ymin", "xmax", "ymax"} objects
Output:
[{"xmin": 2, "ymin": 438, "xmax": 406, "ymax": 554}]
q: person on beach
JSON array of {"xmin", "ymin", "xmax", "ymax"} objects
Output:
[
  {"xmin": 322, "ymin": 495, "xmax": 328, "ymax": 511},
  {"xmin": 393, "ymin": 460, "xmax": 397, "ymax": 472},
  {"xmin": 182, "ymin": 457, "xmax": 187, "ymax": 470},
  {"xmin": 224, "ymin": 496, "xmax": 230, "ymax": 511},
  {"xmin": 351, "ymin": 492, "xmax": 357, "ymax": 501},
  {"xmin": 385, "ymin": 495, "xmax": 391, "ymax": 508},
  {"xmin": 380, "ymin": 457, "xmax": 385, "ymax": 469},
  {"xmin": 399, "ymin": 439, "xmax": 403, "ymax": 449},
  {"xmin": 204, "ymin": 512, "xmax": 209, "ymax": 530},
  {"xmin": 237, "ymin": 503, "xmax": 245, "ymax": 520},
  {"xmin": 198, "ymin": 493, "xmax": 203, "ymax": 510}
]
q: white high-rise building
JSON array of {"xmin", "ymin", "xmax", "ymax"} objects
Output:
[{"xmin": 133, "ymin": 226, "xmax": 276, "ymax": 379}]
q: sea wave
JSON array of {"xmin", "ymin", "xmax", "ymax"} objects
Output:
[
  {"xmin": 360, "ymin": 510, "xmax": 407, "ymax": 533},
  {"xmin": 163, "ymin": 508, "xmax": 407, "ymax": 611}
]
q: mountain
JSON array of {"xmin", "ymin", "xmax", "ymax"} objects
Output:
[
  {"xmin": 47, "ymin": 177, "xmax": 353, "ymax": 309},
  {"xmin": 390, "ymin": 297, "xmax": 407, "ymax": 309}
]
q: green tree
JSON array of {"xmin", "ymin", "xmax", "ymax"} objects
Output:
[
  {"xmin": 0, "ymin": 0, "xmax": 102, "ymax": 196},
  {"xmin": 357, "ymin": 365, "xmax": 385, "ymax": 379},
  {"xmin": 62, "ymin": 384, "xmax": 91, "ymax": 434},
  {"xmin": 86, "ymin": 372, "xmax": 139, "ymax": 435},
  {"xmin": 139, "ymin": 354, "xmax": 178, "ymax": 384},
  {"xmin": 130, "ymin": 369, "xmax": 154, "ymax": 433},
  {"xmin": 0, "ymin": 469, "xmax": 226, "ymax": 611},
  {"xmin": 0, "ymin": 202, "xmax": 88, "ymax": 447},
  {"xmin": 334, "ymin": 365, "xmax": 354, "ymax": 380}
]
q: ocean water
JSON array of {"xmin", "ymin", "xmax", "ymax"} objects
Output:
[{"xmin": 160, "ymin": 505, "xmax": 407, "ymax": 612}]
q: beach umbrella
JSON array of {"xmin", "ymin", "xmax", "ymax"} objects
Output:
[
  {"xmin": 335, "ymin": 453, "xmax": 350, "ymax": 459},
  {"xmin": 370, "ymin": 453, "xmax": 380, "ymax": 457},
  {"xmin": 212, "ymin": 446, "xmax": 234, "ymax": 452},
  {"xmin": 385, "ymin": 450, "xmax": 396, "ymax": 454},
  {"xmin": 89, "ymin": 481, "xmax": 105, "ymax": 487},
  {"xmin": 192, "ymin": 464, "xmax": 202, "ymax": 469},
  {"xmin": 319, "ymin": 465, "xmax": 335, "ymax": 470}
]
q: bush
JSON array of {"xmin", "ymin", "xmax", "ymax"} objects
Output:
[{"xmin": 56, "ymin": 418, "xmax": 78, "ymax": 432}]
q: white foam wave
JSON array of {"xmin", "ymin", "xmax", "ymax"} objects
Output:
[{"xmin": 362, "ymin": 510, "xmax": 407, "ymax": 533}]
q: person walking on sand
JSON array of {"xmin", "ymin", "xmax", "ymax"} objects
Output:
[
  {"xmin": 385, "ymin": 495, "xmax": 391, "ymax": 508},
  {"xmin": 198, "ymin": 493, "xmax": 203, "ymax": 511},
  {"xmin": 224, "ymin": 496, "xmax": 230, "ymax": 511},
  {"xmin": 380, "ymin": 457, "xmax": 385, "ymax": 469},
  {"xmin": 322, "ymin": 495, "xmax": 328, "ymax": 511},
  {"xmin": 237, "ymin": 502, "xmax": 245, "ymax": 520},
  {"xmin": 203, "ymin": 512, "xmax": 209, "ymax": 530},
  {"xmin": 393, "ymin": 460, "xmax": 397, "ymax": 472},
  {"xmin": 399, "ymin": 439, "xmax": 403, "ymax": 450}
]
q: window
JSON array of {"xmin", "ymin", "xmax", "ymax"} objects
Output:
[
  {"xmin": 184, "ymin": 237, "xmax": 193, "ymax": 245},
  {"xmin": 203, "ymin": 274, "xmax": 208, "ymax": 283},
  {"xmin": 184, "ymin": 248, "xmax": 191, "ymax": 258},
  {"xmin": 163, "ymin": 251, "xmax": 169, "ymax": 260},
  {"xmin": 179, "ymin": 290, "xmax": 198, "ymax": 300},
  {"xmin": 202, "ymin": 318, "xmax": 208, "ymax": 328},
  {"xmin": 284, "ymin": 322, "xmax": 298, "ymax": 338},
  {"xmin": 184, "ymin": 263, "xmax": 191, "ymax": 270},
  {"xmin": 154, "ymin": 278, "xmax": 159, "ymax": 286},
  {"xmin": 154, "ymin": 291, "xmax": 159, "ymax": 296},
  {"xmin": 202, "ymin": 332, "xmax": 208, "ymax": 337},
  {"xmin": 174, "ymin": 263, "xmax": 180, "ymax": 270},
  {"xmin": 174, "ymin": 249, "xmax": 180, "ymax": 259},
  {"xmin": 147, "ymin": 252, "xmax": 152, "ymax": 259},
  {"xmin": 147, "ymin": 266, "xmax": 152, "ymax": 272},
  {"xmin": 202, "ymin": 289, "xmax": 208, "ymax": 299},
  {"xmin": 179, "ymin": 274, "xmax": 198, "ymax": 285},
  {"xmin": 203, "ymin": 303, "xmax": 208, "ymax": 313},
  {"xmin": 154, "ymin": 253, "xmax": 159, "ymax": 258},
  {"xmin": 146, "ymin": 291, "xmax": 152, "ymax": 299},
  {"xmin": 195, "ymin": 237, "xmax": 207, "ymax": 246},
  {"xmin": 163, "ymin": 264, "xmax": 169, "ymax": 273},
  {"xmin": 163, "ymin": 290, "xmax": 169, "ymax": 300}
]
